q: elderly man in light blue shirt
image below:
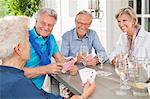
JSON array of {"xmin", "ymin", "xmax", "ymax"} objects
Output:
[{"xmin": 61, "ymin": 10, "xmax": 107, "ymax": 67}]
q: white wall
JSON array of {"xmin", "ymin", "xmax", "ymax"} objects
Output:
[
  {"xmin": 60, "ymin": 0, "xmax": 107, "ymax": 51},
  {"xmin": 106, "ymin": 0, "xmax": 128, "ymax": 54},
  {"xmin": 90, "ymin": 0, "xmax": 107, "ymax": 51}
]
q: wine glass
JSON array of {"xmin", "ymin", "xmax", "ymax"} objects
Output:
[
  {"xmin": 96, "ymin": 52, "xmax": 113, "ymax": 77},
  {"xmin": 97, "ymin": 52, "xmax": 105, "ymax": 69},
  {"xmin": 116, "ymin": 57, "xmax": 130, "ymax": 95},
  {"xmin": 120, "ymin": 64, "xmax": 130, "ymax": 90},
  {"xmin": 80, "ymin": 45, "xmax": 88, "ymax": 58},
  {"xmin": 80, "ymin": 45, "xmax": 88, "ymax": 65}
]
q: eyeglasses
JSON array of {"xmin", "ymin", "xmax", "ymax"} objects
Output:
[{"xmin": 76, "ymin": 21, "xmax": 91, "ymax": 26}]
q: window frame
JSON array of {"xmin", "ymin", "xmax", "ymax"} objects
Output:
[{"xmin": 129, "ymin": 0, "xmax": 150, "ymax": 32}]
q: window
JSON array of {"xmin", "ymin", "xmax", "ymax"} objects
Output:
[{"xmin": 129, "ymin": 0, "xmax": 150, "ymax": 32}]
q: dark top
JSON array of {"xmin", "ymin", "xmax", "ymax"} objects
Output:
[{"xmin": 0, "ymin": 66, "xmax": 62, "ymax": 99}]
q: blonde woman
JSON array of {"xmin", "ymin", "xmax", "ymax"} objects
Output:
[{"xmin": 110, "ymin": 7, "xmax": 150, "ymax": 65}]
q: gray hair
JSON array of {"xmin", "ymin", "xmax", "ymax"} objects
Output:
[
  {"xmin": 75, "ymin": 10, "xmax": 93, "ymax": 24},
  {"xmin": 0, "ymin": 16, "xmax": 29, "ymax": 59},
  {"xmin": 115, "ymin": 7, "xmax": 139, "ymax": 27},
  {"xmin": 34, "ymin": 8, "xmax": 57, "ymax": 22}
]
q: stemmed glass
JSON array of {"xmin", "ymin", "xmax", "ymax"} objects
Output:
[
  {"xmin": 97, "ymin": 53, "xmax": 105, "ymax": 69},
  {"xmin": 119, "ymin": 62, "xmax": 130, "ymax": 90},
  {"xmin": 80, "ymin": 45, "xmax": 88, "ymax": 58},
  {"xmin": 80, "ymin": 45, "xmax": 88, "ymax": 65},
  {"xmin": 96, "ymin": 52, "xmax": 112, "ymax": 77},
  {"xmin": 116, "ymin": 55, "xmax": 130, "ymax": 95}
]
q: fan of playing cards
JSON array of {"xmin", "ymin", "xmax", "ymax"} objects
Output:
[
  {"xmin": 62, "ymin": 60, "xmax": 75, "ymax": 73},
  {"xmin": 79, "ymin": 67, "xmax": 112, "ymax": 84},
  {"xmin": 82, "ymin": 54, "xmax": 93, "ymax": 66},
  {"xmin": 79, "ymin": 68, "xmax": 97, "ymax": 84}
]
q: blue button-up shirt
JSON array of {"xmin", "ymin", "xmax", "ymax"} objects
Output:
[
  {"xmin": 0, "ymin": 66, "xmax": 62, "ymax": 99},
  {"xmin": 61, "ymin": 28, "xmax": 108, "ymax": 61},
  {"xmin": 25, "ymin": 28, "xmax": 59, "ymax": 89}
]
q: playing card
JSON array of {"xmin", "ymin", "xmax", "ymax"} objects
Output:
[
  {"xmin": 79, "ymin": 68, "xmax": 88, "ymax": 84},
  {"xmin": 82, "ymin": 54, "xmax": 93, "ymax": 66},
  {"xmin": 87, "ymin": 68, "xmax": 97, "ymax": 83},
  {"xmin": 62, "ymin": 60, "xmax": 74, "ymax": 73},
  {"xmin": 85, "ymin": 54, "xmax": 93, "ymax": 61},
  {"xmin": 79, "ymin": 68, "xmax": 96, "ymax": 84}
]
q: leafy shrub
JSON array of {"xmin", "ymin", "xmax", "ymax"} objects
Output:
[{"xmin": 4, "ymin": 0, "xmax": 42, "ymax": 17}]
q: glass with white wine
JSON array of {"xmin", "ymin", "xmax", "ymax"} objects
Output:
[
  {"xmin": 97, "ymin": 52, "xmax": 105, "ymax": 69},
  {"xmin": 80, "ymin": 45, "xmax": 88, "ymax": 65}
]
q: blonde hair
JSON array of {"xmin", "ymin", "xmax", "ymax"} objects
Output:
[
  {"xmin": 115, "ymin": 7, "xmax": 139, "ymax": 27},
  {"xmin": 0, "ymin": 16, "xmax": 29, "ymax": 59}
]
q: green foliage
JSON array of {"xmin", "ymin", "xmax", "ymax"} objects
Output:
[
  {"xmin": 0, "ymin": 0, "xmax": 9, "ymax": 17},
  {"xmin": 4, "ymin": 0, "xmax": 42, "ymax": 17}
]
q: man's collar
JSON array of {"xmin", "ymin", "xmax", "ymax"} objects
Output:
[
  {"xmin": 72, "ymin": 29, "xmax": 79, "ymax": 40},
  {"xmin": 72, "ymin": 28, "xmax": 89, "ymax": 40},
  {"xmin": 31, "ymin": 27, "xmax": 49, "ymax": 41}
]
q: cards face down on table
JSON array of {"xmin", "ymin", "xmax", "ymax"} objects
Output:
[
  {"xmin": 96, "ymin": 70, "xmax": 112, "ymax": 77},
  {"xmin": 79, "ymin": 68, "xmax": 97, "ymax": 84}
]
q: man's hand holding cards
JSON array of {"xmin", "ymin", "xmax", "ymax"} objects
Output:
[
  {"xmin": 82, "ymin": 54, "xmax": 93, "ymax": 66},
  {"xmin": 62, "ymin": 60, "xmax": 75, "ymax": 73}
]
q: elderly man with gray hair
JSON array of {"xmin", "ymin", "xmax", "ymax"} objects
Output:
[
  {"xmin": 0, "ymin": 16, "xmax": 95, "ymax": 99},
  {"xmin": 61, "ymin": 10, "xmax": 108, "ymax": 67},
  {"xmin": 23, "ymin": 8, "xmax": 78, "ymax": 90},
  {"xmin": 0, "ymin": 16, "xmax": 61, "ymax": 98}
]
